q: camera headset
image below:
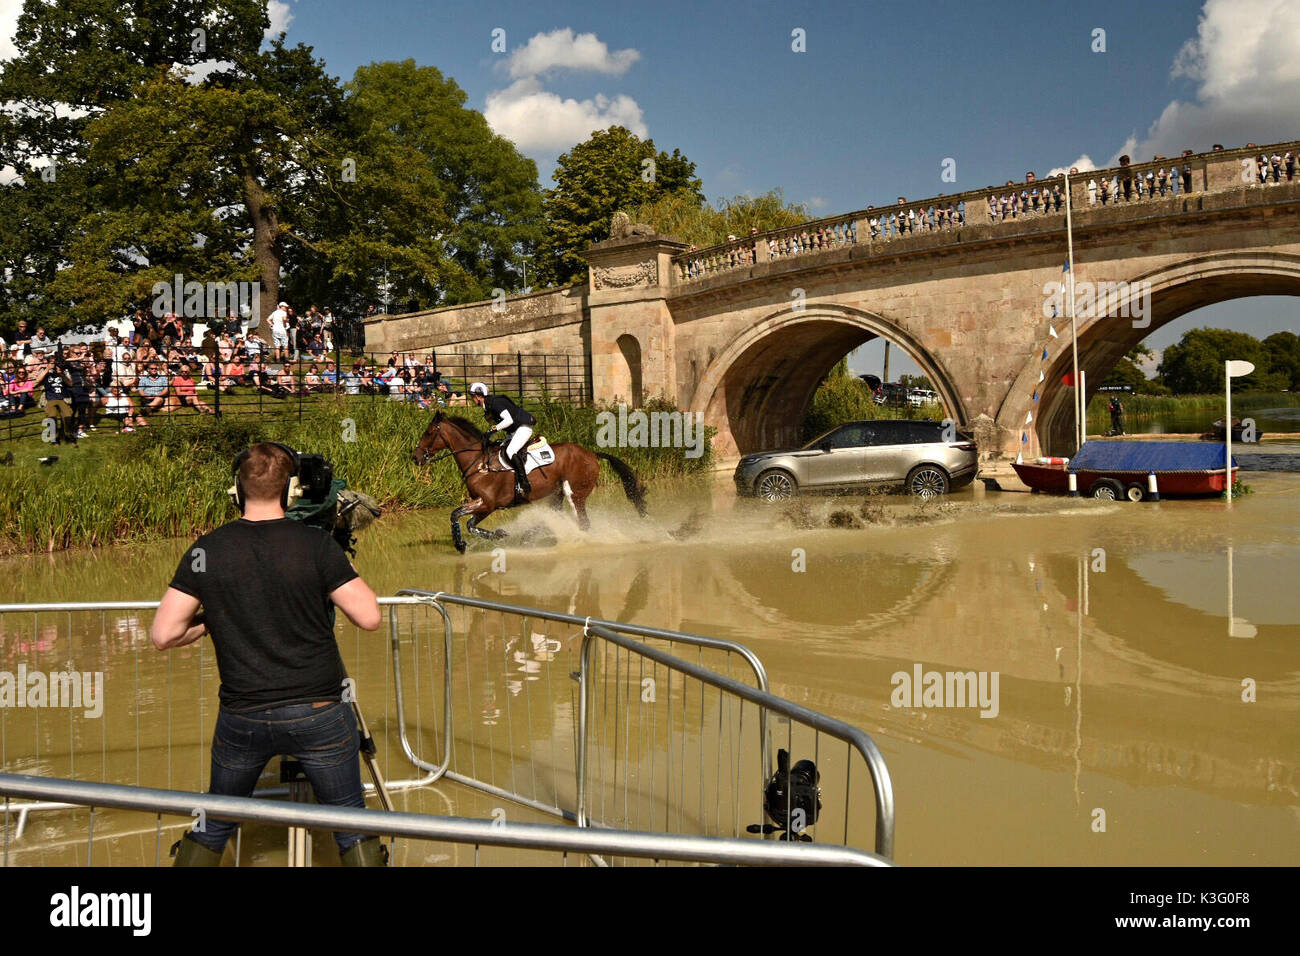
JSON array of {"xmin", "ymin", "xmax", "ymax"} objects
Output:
[{"xmin": 229, "ymin": 442, "xmax": 303, "ymax": 514}]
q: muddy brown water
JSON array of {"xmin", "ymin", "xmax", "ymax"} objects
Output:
[{"xmin": 2, "ymin": 464, "xmax": 1298, "ymax": 866}]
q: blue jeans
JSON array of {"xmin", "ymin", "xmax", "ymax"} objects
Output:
[{"xmin": 192, "ymin": 701, "xmax": 367, "ymax": 853}]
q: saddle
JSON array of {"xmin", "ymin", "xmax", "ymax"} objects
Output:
[{"xmin": 492, "ymin": 436, "xmax": 555, "ymax": 475}]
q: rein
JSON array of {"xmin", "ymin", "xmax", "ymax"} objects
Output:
[{"xmin": 419, "ymin": 420, "xmax": 509, "ymax": 474}]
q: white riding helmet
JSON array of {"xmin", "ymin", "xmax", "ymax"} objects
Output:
[{"xmin": 469, "ymin": 382, "xmax": 489, "ymax": 396}]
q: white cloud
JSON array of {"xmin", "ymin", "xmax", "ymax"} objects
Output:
[
  {"xmin": 1131, "ymin": 0, "xmax": 1300, "ymax": 159},
  {"xmin": 484, "ymin": 77, "xmax": 646, "ymax": 153},
  {"xmin": 0, "ymin": 0, "xmax": 21, "ymax": 62},
  {"xmin": 485, "ymin": 29, "xmax": 646, "ymax": 156},
  {"xmin": 266, "ymin": 0, "xmax": 294, "ymax": 39},
  {"xmin": 506, "ymin": 28, "xmax": 639, "ymax": 80},
  {"xmin": 1048, "ymin": 155, "xmax": 1099, "ymax": 177}
]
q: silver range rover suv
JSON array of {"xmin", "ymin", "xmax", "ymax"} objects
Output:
[{"xmin": 734, "ymin": 419, "xmax": 979, "ymax": 500}]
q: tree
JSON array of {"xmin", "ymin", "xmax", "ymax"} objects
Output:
[
  {"xmin": 1263, "ymin": 330, "xmax": 1300, "ymax": 391},
  {"xmin": 1100, "ymin": 344, "xmax": 1157, "ymax": 392},
  {"xmin": 0, "ymin": 0, "xmax": 269, "ymax": 331},
  {"xmin": 538, "ymin": 126, "xmax": 704, "ymax": 286},
  {"xmin": 630, "ymin": 189, "xmax": 810, "ymax": 248},
  {"xmin": 337, "ymin": 60, "xmax": 543, "ymax": 309},
  {"xmin": 1157, "ymin": 328, "xmax": 1287, "ymax": 393}
]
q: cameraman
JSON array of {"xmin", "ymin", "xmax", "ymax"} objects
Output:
[{"xmin": 150, "ymin": 443, "xmax": 384, "ymax": 866}]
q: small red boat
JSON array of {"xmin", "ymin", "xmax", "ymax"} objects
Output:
[{"xmin": 1013, "ymin": 441, "xmax": 1238, "ymax": 501}]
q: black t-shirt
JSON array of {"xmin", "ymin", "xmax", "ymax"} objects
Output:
[
  {"xmin": 168, "ymin": 517, "xmax": 359, "ymax": 712},
  {"xmin": 43, "ymin": 369, "xmax": 70, "ymax": 401},
  {"xmin": 483, "ymin": 393, "xmax": 535, "ymax": 430}
]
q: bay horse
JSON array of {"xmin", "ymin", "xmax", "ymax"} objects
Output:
[{"xmin": 412, "ymin": 412, "xmax": 647, "ymax": 552}]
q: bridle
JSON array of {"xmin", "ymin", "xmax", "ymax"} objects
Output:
[{"xmin": 415, "ymin": 418, "xmax": 487, "ymax": 469}]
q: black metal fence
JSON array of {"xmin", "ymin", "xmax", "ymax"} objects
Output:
[
  {"xmin": 0, "ymin": 344, "xmax": 588, "ymax": 444},
  {"xmin": 393, "ymin": 348, "xmax": 588, "ymax": 405}
]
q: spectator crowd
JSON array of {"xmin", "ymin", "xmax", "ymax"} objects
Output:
[{"xmin": 0, "ymin": 302, "xmax": 466, "ymax": 444}]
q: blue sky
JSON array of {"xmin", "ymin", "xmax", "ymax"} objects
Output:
[{"xmin": 274, "ymin": 0, "xmax": 1298, "ymax": 377}]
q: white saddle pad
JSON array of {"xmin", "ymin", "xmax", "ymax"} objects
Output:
[{"xmin": 498, "ymin": 438, "xmax": 555, "ymax": 475}]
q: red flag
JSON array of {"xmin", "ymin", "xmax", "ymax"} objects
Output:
[{"xmin": 1061, "ymin": 372, "xmax": 1078, "ymax": 387}]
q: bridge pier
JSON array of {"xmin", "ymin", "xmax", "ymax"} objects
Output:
[{"xmin": 584, "ymin": 234, "xmax": 688, "ymax": 408}]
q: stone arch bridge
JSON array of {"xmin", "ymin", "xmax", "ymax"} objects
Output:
[{"xmin": 365, "ymin": 141, "xmax": 1300, "ymax": 460}]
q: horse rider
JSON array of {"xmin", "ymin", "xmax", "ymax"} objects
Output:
[{"xmin": 469, "ymin": 382, "xmax": 537, "ymax": 497}]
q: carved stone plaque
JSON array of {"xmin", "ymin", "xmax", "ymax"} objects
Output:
[{"xmin": 592, "ymin": 259, "xmax": 658, "ymax": 290}]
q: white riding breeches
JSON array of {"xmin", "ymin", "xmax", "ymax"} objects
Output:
[{"xmin": 506, "ymin": 426, "xmax": 533, "ymax": 459}]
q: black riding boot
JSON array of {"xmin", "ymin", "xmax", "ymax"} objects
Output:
[{"xmin": 511, "ymin": 451, "xmax": 532, "ymax": 498}]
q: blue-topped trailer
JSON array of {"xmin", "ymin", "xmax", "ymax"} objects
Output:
[{"xmin": 1012, "ymin": 441, "xmax": 1238, "ymax": 501}]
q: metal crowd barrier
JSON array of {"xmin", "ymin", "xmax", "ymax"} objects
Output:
[
  {"xmin": 577, "ymin": 622, "xmax": 895, "ymax": 859},
  {"xmin": 0, "ymin": 773, "xmax": 892, "ymax": 867},
  {"xmin": 0, "ymin": 593, "xmax": 895, "ymax": 864}
]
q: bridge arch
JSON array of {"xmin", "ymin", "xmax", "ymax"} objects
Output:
[
  {"xmin": 690, "ymin": 305, "xmax": 968, "ymax": 457},
  {"xmin": 1007, "ymin": 252, "xmax": 1300, "ymax": 456}
]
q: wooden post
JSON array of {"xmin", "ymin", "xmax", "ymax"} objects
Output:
[{"xmin": 517, "ymin": 351, "xmax": 523, "ymax": 400}]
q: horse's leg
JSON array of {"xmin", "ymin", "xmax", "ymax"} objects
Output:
[
  {"xmin": 451, "ymin": 498, "xmax": 492, "ymax": 552},
  {"xmin": 467, "ymin": 513, "xmax": 507, "ymax": 540},
  {"xmin": 450, "ymin": 505, "xmax": 469, "ymax": 554},
  {"xmin": 573, "ymin": 495, "xmax": 591, "ymax": 531}
]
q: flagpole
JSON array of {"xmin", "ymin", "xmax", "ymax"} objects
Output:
[{"xmin": 1063, "ymin": 171, "xmax": 1081, "ymax": 450}]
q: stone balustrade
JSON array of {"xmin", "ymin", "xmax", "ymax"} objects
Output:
[{"xmin": 671, "ymin": 139, "xmax": 1300, "ymax": 285}]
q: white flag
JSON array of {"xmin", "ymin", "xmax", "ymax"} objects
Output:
[
  {"xmin": 1025, "ymin": 411, "xmax": 1033, "ymax": 424},
  {"xmin": 1048, "ymin": 325, "xmax": 1058, "ymax": 338},
  {"xmin": 1038, "ymin": 370, "xmax": 1045, "ymax": 383}
]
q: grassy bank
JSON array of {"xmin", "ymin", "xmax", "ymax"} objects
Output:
[
  {"xmin": 1085, "ymin": 391, "xmax": 1300, "ymax": 431},
  {"xmin": 0, "ymin": 396, "xmax": 712, "ymax": 554}
]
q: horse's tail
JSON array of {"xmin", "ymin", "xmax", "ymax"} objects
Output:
[{"xmin": 595, "ymin": 452, "xmax": 648, "ymax": 517}]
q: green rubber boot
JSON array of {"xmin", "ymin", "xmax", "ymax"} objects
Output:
[
  {"xmin": 172, "ymin": 833, "xmax": 224, "ymax": 867},
  {"xmin": 340, "ymin": 837, "xmax": 388, "ymax": 867}
]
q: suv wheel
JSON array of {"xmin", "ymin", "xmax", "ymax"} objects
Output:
[
  {"xmin": 907, "ymin": 465, "xmax": 950, "ymax": 498},
  {"xmin": 756, "ymin": 469, "xmax": 797, "ymax": 501}
]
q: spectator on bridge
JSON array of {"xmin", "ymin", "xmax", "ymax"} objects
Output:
[{"xmin": 1157, "ymin": 166, "xmax": 1169, "ymax": 195}]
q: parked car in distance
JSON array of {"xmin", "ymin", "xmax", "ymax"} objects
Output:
[
  {"xmin": 876, "ymin": 382, "xmax": 909, "ymax": 406},
  {"xmin": 734, "ymin": 419, "xmax": 979, "ymax": 500},
  {"xmin": 907, "ymin": 388, "xmax": 938, "ymax": 407}
]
